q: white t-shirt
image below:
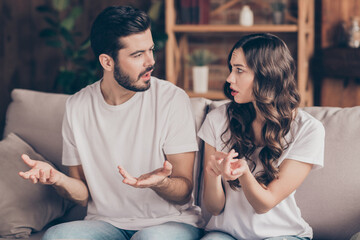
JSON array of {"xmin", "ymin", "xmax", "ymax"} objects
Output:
[
  {"xmin": 62, "ymin": 77, "xmax": 203, "ymax": 230},
  {"xmin": 198, "ymin": 103, "xmax": 325, "ymax": 240}
]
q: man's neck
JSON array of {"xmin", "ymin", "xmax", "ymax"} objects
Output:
[{"xmin": 100, "ymin": 74, "xmax": 136, "ymax": 106}]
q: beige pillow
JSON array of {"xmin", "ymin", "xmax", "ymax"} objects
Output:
[{"xmin": 0, "ymin": 133, "xmax": 71, "ymax": 238}]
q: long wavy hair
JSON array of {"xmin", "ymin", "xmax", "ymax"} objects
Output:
[{"xmin": 222, "ymin": 33, "xmax": 300, "ymax": 189}]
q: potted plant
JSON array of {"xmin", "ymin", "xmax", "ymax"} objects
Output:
[
  {"xmin": 187, "ymin": 49, "xmax": 217, "ymax": 93},
  {"xmin": 271, "ymin": 0, "xmax": 286, "ymax": 24}
]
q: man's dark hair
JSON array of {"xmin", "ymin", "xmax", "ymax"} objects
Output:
[{"xmin": 90, "ymin": 5, "xmax": 151, "ymax": 61}]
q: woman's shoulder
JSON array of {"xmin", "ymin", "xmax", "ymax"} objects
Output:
[
  {"xmin": 207, "ymin": 102, "xmax": 229, "ymax": 118},
  {"xmin": 292, "ymin": 108, "xmax": 325, "ymax": 136}
]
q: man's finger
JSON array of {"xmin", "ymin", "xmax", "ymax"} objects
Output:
[
  {"xmin": 118, "ymin": 166, "xmax": 137, "ymax": 184},
  {"xmin": 21, "ymin": 154, "xmax": 36, "ymax": 168},
  {"xmin": 162, "ymin": 161, "xmax": 172, "ymax": 175}
]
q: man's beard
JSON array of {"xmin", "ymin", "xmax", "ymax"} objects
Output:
[{"xmin": 113, "ymin": 64, "xmax": 154, "ymax": 92}]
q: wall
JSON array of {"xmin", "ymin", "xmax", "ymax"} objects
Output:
[
  {"xmin": 0, "ymin": 0, "xmax": 156, "ymax": 138},
  {"xmin": 320, "ymin": 0, "xmax": 360, "ymax": 106}
]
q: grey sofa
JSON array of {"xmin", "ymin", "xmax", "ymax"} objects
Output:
[{"xmin": 0, "ymin": 89, "xmax": 359, "ymax": 240}]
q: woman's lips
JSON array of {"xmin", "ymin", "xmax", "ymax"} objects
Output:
[{"xmin": 230, "ymin": 87, "xmax": 238, "ymax": 96}]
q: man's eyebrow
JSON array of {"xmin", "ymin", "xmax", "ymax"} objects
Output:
[
  {"xmin": 129, "ymin": 45, "xmax": 155, "ymax": 56},
  {"xmin": 129, "ymin": 50, "xmax": 145, "ymax": 56}
]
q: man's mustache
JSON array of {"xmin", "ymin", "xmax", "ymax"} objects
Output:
[{"xmin": 139, "ymin": 65, "xmax": 155, "ymax": 78}]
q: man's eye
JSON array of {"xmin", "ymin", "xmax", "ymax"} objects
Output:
[{"xmin": 134, "ymin": 53, "xmax": 142, "ymax": 58}]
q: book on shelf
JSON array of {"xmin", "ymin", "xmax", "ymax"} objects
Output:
[
  {"xmin": 180, "ymin": 0, "xmax": 210, "ymax": 24},
  {"xmin": 199, "ymin": 0, "xmax": 210, "ymax": 24},
  {"xmin": 180, "ymin": 0, "xmax": 192, "ymax": 24}
]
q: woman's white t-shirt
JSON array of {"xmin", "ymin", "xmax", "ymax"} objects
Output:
[
  {"xmin": 62, "ymin": 77, "xmax": 203, "ymax": 230},
  {"xmin": 198, "ymin": 103, "xmax": 325, "ymax": 239}
]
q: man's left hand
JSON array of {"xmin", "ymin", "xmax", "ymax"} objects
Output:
[{"xmin": 118, "ymin": 161, "xmax": 172, "ymax": 188}]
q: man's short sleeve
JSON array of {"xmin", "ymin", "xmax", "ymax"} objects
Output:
[
  {"xmin": 162, "ymin": 91, "xmax": 198, "ymax": 155},
  {"xmin": 62, "ymin": 98, "xmax": 81, "ymax": 166}
]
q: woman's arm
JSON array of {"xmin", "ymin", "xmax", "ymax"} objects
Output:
[
  {"xmin": 238, "ymin": 159, "xmax": 312, "ymax": 214},
  {"xmin": 202, "ymin": 143, "xmax": 226, "ymax": 215}
]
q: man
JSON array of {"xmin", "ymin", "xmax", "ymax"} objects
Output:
[{"xmin": 19, "ymin": 5, "xmax": 203, "ymax": 240}]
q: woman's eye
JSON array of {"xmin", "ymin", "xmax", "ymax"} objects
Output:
[
  {"xmin": 134, "ymin": 53, "xmax": 142, "ymax": 58},
  {"xmin": 237, "ymin": 68, "xmax": 243, "ymax": 73}
]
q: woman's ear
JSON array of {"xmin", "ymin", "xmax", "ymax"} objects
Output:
[{"xmin": 99, "ymin": 54, "xmax": 114, "ymax": 72}]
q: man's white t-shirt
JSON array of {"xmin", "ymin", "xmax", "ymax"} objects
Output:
[
  {"xmin": 62, "ymin": 77, "xmax": 203, "ymax": 230},
  {"xmin": 198, "ymin": 103, "xmax": 325, "ymax": 240}
]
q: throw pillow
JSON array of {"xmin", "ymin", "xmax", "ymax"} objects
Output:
[{"xmin": 0, "ymin": 133, "xmax": 71, "ymax": 238}]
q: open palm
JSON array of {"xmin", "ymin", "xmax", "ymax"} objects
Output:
[{"xmin": 18, "ymin": 154, "xmax": 60, "ymax": 185}]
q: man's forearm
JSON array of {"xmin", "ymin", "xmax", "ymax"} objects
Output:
[
  {"xmin": 151, "ymin": 176, "xmax": 193, "ymax": 205},
  {"xmin": 53, "ymin": 173, "xmax": 89, "ymax": 207}
]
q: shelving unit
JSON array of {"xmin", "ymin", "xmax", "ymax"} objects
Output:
[{"xmin": 165, "ymin": 0, "xmax": 315, "ymax": 106}]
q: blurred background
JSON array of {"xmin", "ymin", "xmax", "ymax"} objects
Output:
[{"xmin": 0, "ymin": 0, "xmax": 360, "ymax": 137}]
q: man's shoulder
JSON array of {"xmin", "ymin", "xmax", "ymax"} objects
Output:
[
  {"xmin": 66, "ymin": 80, "xmax": 100, "ymax": 108},
  {"xmin": 150, "ymin": 77, "xmax": 189, "ymax": 100}
]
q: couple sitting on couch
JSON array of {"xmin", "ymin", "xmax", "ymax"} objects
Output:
[{"xmin": 18, "ymin": 5, "xmax": 324, "ymax": 240}]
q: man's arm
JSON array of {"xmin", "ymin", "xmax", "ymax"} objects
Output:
[
  {"xmin": 19, "ymin": 154, "xmax": 89, "ymax": 206},
  {"xmin": 118, "ymin": 151, "xmax": 195, "ymax": 205}
]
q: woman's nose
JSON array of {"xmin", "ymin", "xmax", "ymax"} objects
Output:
[{"xmin": 226, "ymin": 73, "xmax": 235, "ymax": 84}]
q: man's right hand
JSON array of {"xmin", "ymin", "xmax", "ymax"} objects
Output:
[{"xmin": 18, "ymin": 154, "xmax": 61, "ymax": 185}]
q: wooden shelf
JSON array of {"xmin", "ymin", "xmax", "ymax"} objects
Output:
[
  {"xmin": 172, "ymin": 24, "xmax": 298, "ymax": 33},
  {"xmin": 186, "ymin": 90, "xmax": 226, "ymax": 100},
  {"xmin": 165, "ymin": 0, "xmax": 315, "ymax": 106}
]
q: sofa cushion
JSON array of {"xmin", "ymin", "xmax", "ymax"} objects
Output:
[
  {"xmin": 190, "ymin": 98, "xmax": 211, "ymax": 206},
  {"xmin": 0, "ymin": 133, "xmax": 71, "ymax": 238},
  {"xmin": 297, "ymin": 106, "xmax": 360, "ymax": 240},
  {"xmin": 3, "ymin": 89, "xmax": 69, "ymax": 174}
]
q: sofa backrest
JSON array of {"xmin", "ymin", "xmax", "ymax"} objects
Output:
[
  {"xmin": 4, "ymin": 89, "xmax": 69, "ymax": 173},
  {"xmin": 297, "ymin": 106, "xmax": 360, "ymax": 240},
  {"xmin": 4, "ymin": 89, "xmax": 360, "ymax": 240}
]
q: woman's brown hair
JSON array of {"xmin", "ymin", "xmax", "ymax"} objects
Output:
[{"xmin": 222, "ymin": 33, "xmax": 300, "ymax": 189}]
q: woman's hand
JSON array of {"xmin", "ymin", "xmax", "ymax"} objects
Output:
[{"xmin": 207, "ymin": 149, "xmax": 249, "ymax": 181}]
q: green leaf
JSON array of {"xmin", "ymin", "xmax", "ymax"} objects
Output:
[
  {"xmin": 39, "ymin": 28, "xmax": 57, "ymax": 38},
  {"xmin": 45, "ymin": 39, "xmax": 62, "ymax": 48},
  {"xmin": 51, "ymin": 0, "xmax": 69, "ymax": 11},
  {"xmin": 69, "ymin": 6, "xmax": 82, "ymax": 19},
  {"xmin": 60, "ymin": 27, "xmax": 75, "ymax": 45},
  {"xmin": 44, "ymin": 17, "xmax": 58, "ymax": 28},
  {"xmin": 187, "ymin": 49, "xmax": 218, "ymax": 66},
  {"xmin": 60, "ymin": 16, "xmax": 75, "ymax": 31},
  {"xmin": 79, "ymin": 38, "xmax": 90, "ymax": 50},
  {"xmin": 148, "ymin": 1, "xmax": 163, "ymax": 22},
  {"xmin": 77, "ymin": 49, "xmax": 88, "ymax": 57}
]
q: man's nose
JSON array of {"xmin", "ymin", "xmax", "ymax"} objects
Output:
[{"xmin": 144, "ymin": 52, "xmax": 155, "ymax": 67}]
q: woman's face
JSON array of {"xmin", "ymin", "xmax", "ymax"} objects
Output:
[{"xmin": 226, "ymin": 48, "xmax": 255, "ymax": 104}]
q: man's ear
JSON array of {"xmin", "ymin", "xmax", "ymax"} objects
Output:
[{"xmin": 99, "ymin": 54, "xmax": 114, "ymax": 72}]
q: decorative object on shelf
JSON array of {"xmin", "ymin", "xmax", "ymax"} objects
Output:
[
  {"xmin": 348, "ymin": 16, "xmax": 360, "ymax": 48},
  {"xmin": 271, "ymin": 0, "xmax": 285, "ymax": 24},
  {"xmin": 239, "ymin": 5, "xmax": 254, "ymax": 26},
  {"xmin": 187, "ymin": 49, "xmax": 217, "ymax": 93}
]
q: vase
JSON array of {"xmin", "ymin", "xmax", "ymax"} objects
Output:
[
  {"xmin": 192, "ymin": 66, "xmax": 209, "ymax": 93},
  {"xmin": 273, "ymin": 11, "xmax": 284, "ymax": 24}
]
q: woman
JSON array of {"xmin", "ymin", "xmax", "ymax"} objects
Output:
[{"xmin": 198, "ymin": 33, "xmax": 325, "ymax": 240}]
